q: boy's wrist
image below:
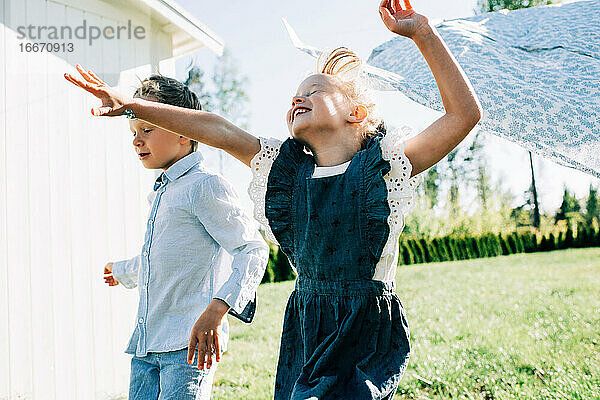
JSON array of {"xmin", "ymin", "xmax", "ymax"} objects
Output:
[{"xmin": 207, "ymin": 298, "xmax": 231, "ymax": 316}]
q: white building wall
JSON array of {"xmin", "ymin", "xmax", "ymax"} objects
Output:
[{"xmin": 1, "ymin": 0, "xmax": 182, "ymax": 398}]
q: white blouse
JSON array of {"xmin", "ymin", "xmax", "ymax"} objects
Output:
[{"xmin": 247, "ymin": 128, "xmax": 421, "ymax": 283}]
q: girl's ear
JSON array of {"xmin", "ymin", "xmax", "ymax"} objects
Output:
[{"xmin": 348, "ymin": 104, "xmax": 368, "ymax": 124}]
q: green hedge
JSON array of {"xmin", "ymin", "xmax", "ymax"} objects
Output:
[
  {"xmin": 397, "ymin": 225, "xmax": 600, "ymax": 266},
  {"xmin": 261, "ymin": 225, "xmax": 600, "ymax": 282},
  {"xmin": 261, "ymin": 243, "xmax": 296, "ymax": 284}
]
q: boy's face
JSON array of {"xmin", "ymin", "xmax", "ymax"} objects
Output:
[{"xmin": 129, "ymin": 119, "xmax": 191, "ymax": 170}]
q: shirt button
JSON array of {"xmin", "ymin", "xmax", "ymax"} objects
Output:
[{"xmin": 138, "ymin": 317, "xmax": 144, "ymax": 324}]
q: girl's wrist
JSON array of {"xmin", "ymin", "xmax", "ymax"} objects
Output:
[{"xmin": 410, "ymin": 22, "xmax": 435, "ymax": 43}]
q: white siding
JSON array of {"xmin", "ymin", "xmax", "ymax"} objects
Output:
[{"xmin": 0, "ymin": 0, "xmax": 187, "ymax": 398}]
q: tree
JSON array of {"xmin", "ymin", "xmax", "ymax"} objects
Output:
[
  {"xmin": 184, "ymin": 65, "xmax": 213, "ymax": 111},
  {"xmin": 445, "ymin": 149, "xmax": 462, "ymax": 215},
  {"xmin": 584, "ymin": 184, "xmax": 599, "ymax": 228},
  {"xmin": 527, "ymin": 152, "xmax": 541, "ymax": 228},
  {"xmin": 184, "ymin": 49, "xmax": 250, "ymax": 173},
  {"xmin": 476, "ymin": 0, "xmax": 560, "ymax": 13},
  {"xmin": 423, "ymin": 165, "xmax": 440, "ymax": 208},
  {"xmin": 210, "ymin": 49, "xmax": 250, "ymax": 130},
  {"xmin": 554, "ymin": 188, "xmax": 583, "ymax": 230},
  {"xmin": 184, "ymin": 49, "xmax": 249, "ymax": 126},
  {"xmin": 469, "ymin": 132, "xmax": 492, "ymax": 210}
]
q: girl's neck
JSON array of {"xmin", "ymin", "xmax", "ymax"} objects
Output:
[{"xmin": 308, "ymin": 131, "xmax": 363, "ymax": 167}]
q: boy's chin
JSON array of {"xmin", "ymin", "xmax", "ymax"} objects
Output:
[{"xmin": 140, "ymin": 159, "xmax": 162, "ymax": 169}]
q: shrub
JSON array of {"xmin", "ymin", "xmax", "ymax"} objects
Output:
[
  {"xmin": 419, "ymin": 238, "xmax": 433, "ymax": 263},
  {"xmin": 262, "ymin": 245, "xmax": 277, "ymax": 283},
  {"xmin": 432, "ymin": 238, "xmax": 449, "ymax": 262},
  {"xmin": 399, "ymin": 242, "xmax": 414, "ymax": 265},
  {"xmin": 274, "ymin": 249, "xmax": 295, "ymax": 282},
  {"xmin": 512, "ymin": 232, "xmax": 525, "ymax": 253},
  {"xmin": 564, "ymin": 227, "xmax": 574, "ymax": 248},
  {"xmin": 443, "ymin": 236, "xmax": 456, "ymax": 261},
  {"xmin": 499, "ymin": 234, "xmax": 510, "ymax": 255},
  {"xmin": 548, "ymin": 233, "xmax": 557, "ymax": 251}
]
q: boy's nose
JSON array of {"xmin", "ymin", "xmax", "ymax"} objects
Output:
[{"xmin": 132, "ymin": 136, "xmax": 143, "ymax": 147}]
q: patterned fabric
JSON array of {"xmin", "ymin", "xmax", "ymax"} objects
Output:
[
  {"xmin": 284, "ymin": 1, "xmax": 600, "ymax": 177},
  {"xmin": 366, "ymin": 0, "xmax": 600, "ymax": 177}
]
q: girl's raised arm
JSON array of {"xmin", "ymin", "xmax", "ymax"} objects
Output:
[
  {"xmin": 379, "ymin": 0, "xmax": 483, "ymax": 177},
  {"xmin": 64, "ymin": 65, "xmax": 260, "ymax": 167}
]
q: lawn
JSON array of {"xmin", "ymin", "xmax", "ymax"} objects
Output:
[{"xmin": 211, "ymin": 248, "xmax": 600, "ymax": 400}]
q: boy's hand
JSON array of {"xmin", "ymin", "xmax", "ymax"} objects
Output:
[
  {"xmin": 379, "ymin": 0, "xmax": 430, "ymax": 40},
  {"xmin": 103, "ymin": 262, "xmax": 119, "ymax": 286},
  {"xmin": 187, "ymin": 299, "xmax": 230, "ymax": 370},
  {"xmin": 64, "ymin": 64, "xmax": 132, "ymax": 117}
]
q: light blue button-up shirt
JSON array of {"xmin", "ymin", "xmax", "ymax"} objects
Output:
[{"xmin": 112, "ymin": 152, "xmax": 269, "ymax": 357}]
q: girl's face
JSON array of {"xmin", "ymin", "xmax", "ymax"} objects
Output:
[
  {"xmin": 129, "ymin": 119, "xmax": 191, "ymax": 170},
  {"xmin": 286, "ymin": 74, "xmax": 354, "ymax": 143}
]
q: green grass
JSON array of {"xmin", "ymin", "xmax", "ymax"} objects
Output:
[{"xmin": 212, "ymin": 248, "xmax": 600, "ymax": 400}]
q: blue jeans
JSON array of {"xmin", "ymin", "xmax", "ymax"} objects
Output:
[{"xmin": 129, "ymin": 348, "xmax": 218, "ymax": 400}]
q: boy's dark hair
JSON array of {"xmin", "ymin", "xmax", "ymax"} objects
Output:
[{"xmin": 134, "ymin": 74, "xmax": 201, "ymax": 152}]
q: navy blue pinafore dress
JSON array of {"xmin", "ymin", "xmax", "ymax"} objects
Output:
[{"xmin": 263, "ymin": 133, "xmax": 411, "ymax": 400}]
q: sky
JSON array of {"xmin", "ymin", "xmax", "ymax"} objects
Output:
[{"xmin": 174, "ymin": 0, "xmax": 598, "ymax": 214}]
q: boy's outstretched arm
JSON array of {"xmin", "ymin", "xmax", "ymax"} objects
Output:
[
  {"xmin": 64, "ymin": 66, "xmax": 260, "ymax": 167},
  {"xmin": 379, "ymin": 0, "xmax": 483, "ymax": 176}
]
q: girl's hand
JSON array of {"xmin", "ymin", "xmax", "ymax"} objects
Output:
[
  {"xmin": 379, "ymin": 0, "xmax": 430, "ymax": 40},
  {"xmin": 187, "ymin": 299, "xmax": 230, "ymax": 370},
  {"xmin": 64, "ymin": 64, "xmax": 132, "ymax": 117},
  {"xmin": 103, "ymin": 262, "xmax": 119, "ymax": 286}
]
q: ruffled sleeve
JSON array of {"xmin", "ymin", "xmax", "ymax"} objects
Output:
[
  {"xmin": 379, "ymin": 127, "xmax": 422, "ymax": 269},
  {"xmin": 247, "ymin": 137, "xmax": 284, "ymax": 244}
]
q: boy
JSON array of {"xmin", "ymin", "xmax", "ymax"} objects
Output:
[{"xmin": 102, "ymin": 74, "xmax": 269, "ymax": 399}]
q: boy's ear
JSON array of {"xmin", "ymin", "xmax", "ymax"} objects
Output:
[
  {"xmin": 348, "ymin": 105, "xmax": 368, "ymax": 124},
  {"xmin": 178, "ymin": 135, "xmax": 191, "ymax": 145}
]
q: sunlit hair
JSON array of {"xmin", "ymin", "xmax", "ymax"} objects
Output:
[
  {"xmin": 316, "ymin": 47, "xmax": 386, "ymax": 144},
  {"xmin": 134, "ymin": 74, "xmax": 200, "ymax": 152}
]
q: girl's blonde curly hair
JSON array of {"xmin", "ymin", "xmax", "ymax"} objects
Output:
[{"xmin": 316, "ymin": 47, "xmax": 385, "ymax": 144}]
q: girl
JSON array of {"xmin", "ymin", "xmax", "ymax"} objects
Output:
[{"xmin": 65, "ymin": 1, "xmax": 482, "ymax": 398}]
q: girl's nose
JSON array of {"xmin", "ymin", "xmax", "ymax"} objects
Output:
[{"xmin": 292, "ymin": 96, "xmax": 304, "ymax": 106}]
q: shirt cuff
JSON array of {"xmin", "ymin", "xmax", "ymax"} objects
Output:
[
  {"xmin": 214, "ymin": 248, "xmax": 268, "ymax": 316},
  {"xmin": 111, "ymin": 259, "xmax": 138, "ymax": 289}
]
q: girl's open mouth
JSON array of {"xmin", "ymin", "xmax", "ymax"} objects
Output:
[{"xmin": 292, "ymin": 107, "xmax": 311, "ymax": 122}]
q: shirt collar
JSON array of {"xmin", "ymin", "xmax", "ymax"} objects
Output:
[
  {"xmin": 164, "ymin": 151, "xmax": 203, "ymax": 181},
  {"xmin": 154, "ymin": 152, "xmax": 203, "ymax": 191}
]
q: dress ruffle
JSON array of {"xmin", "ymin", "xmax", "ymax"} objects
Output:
[
  {"xmin": 248, "ymin": 137, "xmax": 284, "ymax": 244},
  {"xmin": 378, "ymin": 126, "xmax": 422, "ymax": 272},
  {"xmin": 264, "ymin": 139, "xmax": 310, "ymax": 258},
  {"xmin": 362, "ymin": 133, "xmax": 394, "ymax": 267}
]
